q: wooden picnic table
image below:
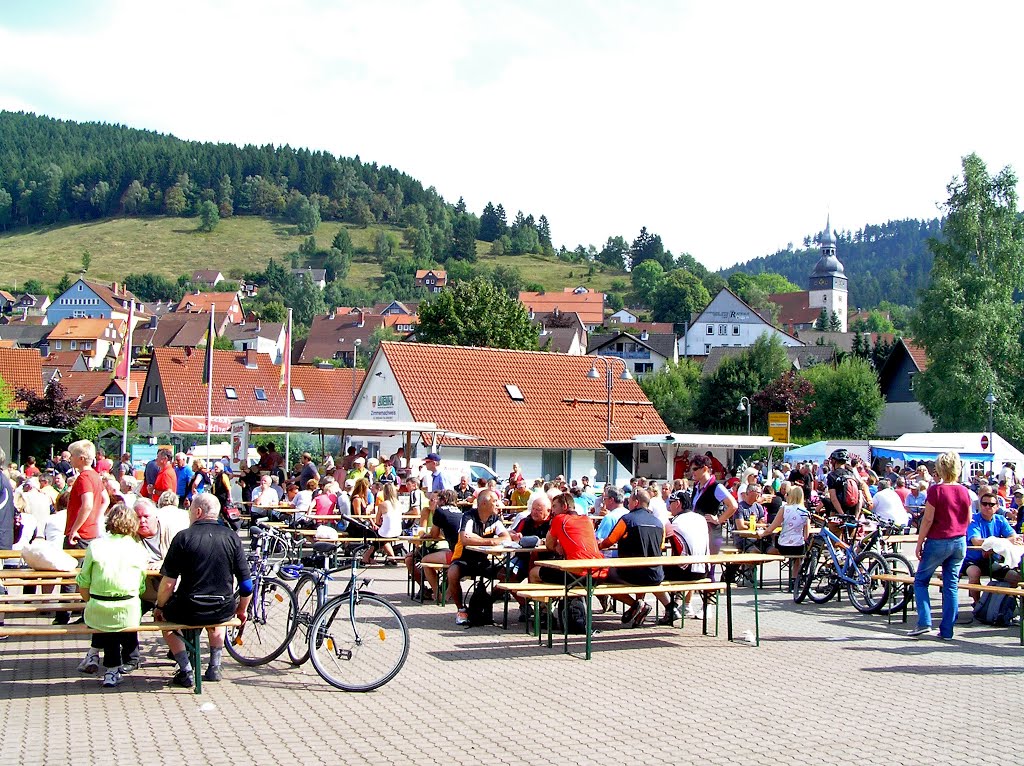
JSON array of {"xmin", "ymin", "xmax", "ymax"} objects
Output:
[
  {"xmin": 538, "ymin": 553, "xmax": 783, "ymax": 658},
  {"xmin": 0, "ymin": 549, "xmax": 87, "ymax": 559}
]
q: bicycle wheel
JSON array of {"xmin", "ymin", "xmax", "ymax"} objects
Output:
[
  {"xmin": 226, "ymin": 576, "xmax": 298, "ymax": 666},
  {"xmin": 876, "ymin": 552, "xmax": 915, "ymax": 616},
  {"xmin": 287, "ymin": 573, "xmax": 322, "ymax": 665},
  {"xmin": 793, "ymin": 544, "xmax": 820, "ymax": 603},
  {"xmin": 309, "ymin": 592, "xmax": 409, "ymax": 692},
  {"xmin": 847, "ymin": 550, "xmax": 890, "ymax": 614},
  {"xmin": 806, "ymin": 553, "xmax": 840, "ymax": 604}
]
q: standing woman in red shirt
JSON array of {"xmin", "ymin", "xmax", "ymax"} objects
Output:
[{"xmin": 910, "ymin": 451, "xmax": 971, "ymax": 640}]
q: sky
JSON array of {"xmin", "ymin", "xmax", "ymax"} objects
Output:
[{"xmin": 2, "ymin": 1, "xmax": 1024, "ymax": 271}]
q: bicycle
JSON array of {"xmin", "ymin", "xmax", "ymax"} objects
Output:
[
  {"xmin": 305, "ymin": 549, "xmax": 409, "ymax": 692},
  {"xmin": 224, "ymin": 526, "xmax": 299, "ymax": 666},
  {"xmin": 793, "ymin": 512, "xmax": 891, "ymax": 613},
  {"xmin": 851, "ymin": 512, "xmax": 916, "ymax": 616}
]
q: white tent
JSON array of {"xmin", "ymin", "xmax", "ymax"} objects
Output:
[{"xmin": 871, "ymin": 432, "xmax": 1024, "ymax": 475}]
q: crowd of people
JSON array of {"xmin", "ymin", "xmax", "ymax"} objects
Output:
[{"xmin": 2, "ymin": 439, "xmax": 1023, "ymax": 688}]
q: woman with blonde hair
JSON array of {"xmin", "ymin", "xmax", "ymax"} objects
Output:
[
  {"xmin": 910, "ymin": 451, "xmax": 970, "ymax": 639},
  {"xmin": 75, "ymin": 503, "xmax": 147, "ymax": 688},
  {"xmin": 363, "ymin": 481, "xmax": 401, "ymax": 566},
  {"xmin": 761, "ymin": 484, "xmax": 810, "ymax": 559}
]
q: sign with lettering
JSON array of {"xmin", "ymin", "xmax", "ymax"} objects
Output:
[
  {"xmin": 768, "ymin": 412, "xmax": 791, "ymax": 444},
  {"xmin": 370, "ymin": 393, "xmax": 397, "ymax": 421}
]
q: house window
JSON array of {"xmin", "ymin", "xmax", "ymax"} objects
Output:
[
  {"xmin": 73, "ymin": 310, "xmax": 87, "ymax": 319},
  {"xmin": 505, "ymin": 384, "xmax": 524, "ymax": 401},
  {"xmin": 732, "ymin": 325, "xmax": 740, "ymax": 335},
  {"xmin": 105, "ymin": 394, "xmax": 125, "ymax": 408},
  {"xmin": 292, "ymin": 387, "xmax": 305, "ymax": 402},
  {"xmin": 706, "ymin": 325, "xmax": 714, "ymax": 335},
  {"xmin": 541, "ymin": 450, "xmax": 566, "ymax": 481},
  {"xmin": 82, "ymin": 341, "xmax": 93, "ymax": 350},
  {"xmin": 225, "ymin": 387, "xmax": 238, "ymax": 399},
  {"xmin": 718, "ymin": 325, "xmax": 727, "ymax": 335},
  {"xmin": 704, "ymin": 344, "xmax": 711, "ymax": 354},
  {"xmin": 634, "ymin": 363, "xmax": 654, "ymax": 376},
  {"xmin": 154, "ymin": 386, "xmax": 161, "ymax": 403},
  {"xmin": 70, "ymin": 341, "xmax": 78, "ymax": 350},
  {"xmin": 77, "ymin": 284, "xmax": 83, "ymax": 291},
  {"xmin": 145, "ymin": 387, "xmax": 151, "ymax": 404},
  {"xmin": 908, "ymin": 373, "xmax": 916, "ymax": 391},
  {"xmin": 54, "ymin": 341, "xmax": 62, "ymax": 350},
  {"xmin": 463, "ymin": 448, "xmax": 495, "ymax": 471},
  {"xmin": 254, "ymin": 387, "xmax": 267, "ymax": 401}
]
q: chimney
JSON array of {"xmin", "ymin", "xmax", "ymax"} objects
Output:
[
  {"xmin": 356, "ymin": 309, "xmax": 364, "ymax": 328},
  {"xmin": 148, "ymin": 315, "xmax": 157, "ymax": 329},
  {"xmin": 256, "ymin": 319, "xmax": 261, "ymax": 332},
  {"xmin": 329, "ymin": 308, "xmax": 336, "ymax": 320},
  {"xmin": 640, "ymin": 330, "xmax": 649, "ymax": 341},
  {"xmin": 245, "ymin": 349, "xmax": 258, "ymax": 368},
  {"xmin": 111, "ymin": 282, "xmax": 118, "ymax": 295}
]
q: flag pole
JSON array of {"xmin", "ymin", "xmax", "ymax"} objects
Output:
[
  {"xmin": 206, "ymin": 307, "xmax": 215, "ymax": 453},
  {"xmin": 120, "ymin": 302, "xmax": 135, "ymax": 458},
  {"xmin": 284, "ymin": 308, "xmax": 293, "ymax": 472}
]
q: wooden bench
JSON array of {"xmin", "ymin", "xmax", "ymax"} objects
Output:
[
  {"xmin": 416, "ymin": 562, "xmax": 449, "ymax": 605},
  {"xmin": 0, "ymin": 618, "xmax": 242, "ymax": 694},
  {"xmin": 872, "ymin": 572, "xmax": 1024, "ymax": 644},
  {"xmin": 495, "ymin": 580, "xmax": 727, "ymax": 646}
]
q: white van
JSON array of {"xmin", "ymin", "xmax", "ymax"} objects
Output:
[{"xmin": 408, "ymin": 458, "xmax": 499, "ymax": 488}]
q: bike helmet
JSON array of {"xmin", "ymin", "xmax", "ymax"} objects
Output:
[
  {"xmin": 278, "ymin": 563, "xmax": 302, "ymax": 581},
  {"xmin": 829, "ymin": 448, "xmax": 849, "ymax": 463}
]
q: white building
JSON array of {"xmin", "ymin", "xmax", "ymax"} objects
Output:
[{"xmin": 681, "ymin": 288, "xmax": 802, "ymax": 357}]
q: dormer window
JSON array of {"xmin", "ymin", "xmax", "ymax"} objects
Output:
[
  {"xmin": 505, "ymin": 384, "xmax": 524, "ymax": 401},
  {"xmin": 254, "ymin": 387, "xmax": 267, "ymax": 401},
  {"xmin": 292, "ymin": 387, "xmax": 305, "ymax": 402},
  {"xmin": 225, "ymin": 387, "xmax": 238, "ymax": 399}
]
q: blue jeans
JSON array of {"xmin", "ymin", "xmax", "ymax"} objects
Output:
[{"xmin": 913, "ymin": 536, "xmax": 966, "ymax": 638}]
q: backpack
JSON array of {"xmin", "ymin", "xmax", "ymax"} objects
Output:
[
  {"xmin": 973, "ymin": 582, "xmax": 1018, "ymax": 627},
  {"xmin": 833, "ymin": 470, "xmax": 861, "ymax": 514},
  {"xmin": 466, "ymin": 582, "xmax": 495, "ymax": 627},
  {"xmin": 551, "ymin": 597, "xmax": 588, "ymax": 634}
]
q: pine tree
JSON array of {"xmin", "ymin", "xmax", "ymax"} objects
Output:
[{"xmin": 814, "ymin": 307, "xmax": 829, "ymax": 331}]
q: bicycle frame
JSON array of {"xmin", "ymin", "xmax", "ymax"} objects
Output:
[{"xmin": 813, "ymin": 524, "xmax": 871, "ymax": 587}]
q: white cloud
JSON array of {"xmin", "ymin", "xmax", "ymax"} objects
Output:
[{"xmin": 2, "ymin": 0, "xmax": 1024, "ymax": 270}]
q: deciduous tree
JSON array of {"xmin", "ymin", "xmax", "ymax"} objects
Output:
[
  {"xmin": 799, "ymin": 357, "xmax": 883, "ymax": 438},
  {"xmin": 416, "ymin": 277, "xmax": 537, "ymax": 350},
  {"xmin": 198, "ymin": 200, "xmax": 219, "ymax": 232},
  {"xmin": 651, "ymin": 269, "xmax": 710, "ymax": 325},
  {"xmin": 637, "ymin": 359, "xmax": 702, "ymax": 432}
]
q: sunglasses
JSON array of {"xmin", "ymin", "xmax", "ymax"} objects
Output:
[{"xmin": 980, "ymin": 500, "xmax": 998, "ymax": 507}]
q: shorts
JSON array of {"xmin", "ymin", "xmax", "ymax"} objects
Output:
[
  {"xmin": 450, "ymin": 558, "xmax": 495, "ymax": 580},
  {"xmin": 605, "ymin": 567, "xmax": 663, "ymax": 588},
  {"xmin": 777, "ymin": 543, "xmax": 806, "ymax": 556},
  {"xmin": 663, "ymin": 565, "xmax": 707, "ymax": 582},
  {"xmin": 162, "ymin": 593, "xmax": 236, "ymax": 626},
  {"xmin": 961, "ymin": 557, "xmax": 1007, "ymax": 578}
]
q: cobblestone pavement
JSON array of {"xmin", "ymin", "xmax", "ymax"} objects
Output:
[{"xmin": 2, "ymin": 563, "xmax": 1022, "ymax": 766}]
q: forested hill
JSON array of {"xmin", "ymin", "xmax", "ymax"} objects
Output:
[
  {"xmin": 0, "ymin": 111, "xmax": 451, "ymax": 233},
  {"xmin": 721, "ymin": 218, "xmax": 942, "ymax": 309}
]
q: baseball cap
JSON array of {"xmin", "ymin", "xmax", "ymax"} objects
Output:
[
  {"xmin": 669, "ymin": 491, "xmax": 689, "ymax": 506},
  {"xmin": 1013, "ymin": 486, "xmax": 1024, "ymax": 496},
  {"xmin": 425, "ymin": 452, "xmax": 441, "ymax": 462}
]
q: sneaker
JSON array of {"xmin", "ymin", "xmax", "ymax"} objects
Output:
[
  {"xmin": 203, "ymin": 666, "xmax": 223, "ymax": 682},
  {"xmin": 170, "ymin": 669, "xmax": 195, "ymax": 688},
  {"xmin": 455, "ymin": 609, "xmax": 469, "ymax": 625},
  {"xmin": 631, "ymin": 602, "xmax": 652, "ymax": 627},
  {"xmin": 684, "ymin": 607, "xmax": 702, "ymax": 621},
  {"xmin": 52, "ymin": 614, "xmax": 71, "ymax": 626},
  {"xmin": 77, "ymin": 651, "xmax": 100, "ymax": 675},
  {"xmin": 101, "ymin": 669, "xmax": 122, "ymax": 688},
  {"xmin": 621, "ymin": 602, "xmax": 642, "ymax": 624},
  {"xmin": 907, "ymin": 626, "xmax": 934, "ymax": 638},
  {"xmin": 120, "ymin": 656, "xmax": 141, "ymax": 674}
]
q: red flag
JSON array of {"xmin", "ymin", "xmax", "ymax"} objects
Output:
[{"xmin": 114, "ymin": 302, "xmax": 135, "ymax": 379}]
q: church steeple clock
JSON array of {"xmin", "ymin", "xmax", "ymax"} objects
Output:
[{"xmin": 808, "ymin": 214, "xmax": 848, "ymax": 332}]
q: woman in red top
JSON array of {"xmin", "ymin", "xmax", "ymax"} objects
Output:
[{"xmin": 911, "ymin": 451, "xmax": 971, "ymax": 639}]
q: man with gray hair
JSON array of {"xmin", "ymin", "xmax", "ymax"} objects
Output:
[{"xmin": 153, "ymin": 493, "xmax": 252, "ymax": 687}]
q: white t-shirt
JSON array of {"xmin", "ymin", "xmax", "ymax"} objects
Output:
[
  {"xmin": 377, "ymin": 501, "xmax": 403, "ymax": 537},
  {"xmin": 779, "ymin": 504, "xmax": 808, "ymax": 547},
  {"xmin": 871, "ymin": 488, "xmax": 909, "ymax": 527},
  {"xmin": 648, "ymin": 496, "xmax": 669, "ymax": 526},
  {"xmin": 670, "ymin": 512, "xmax": 710, "ymax": 574}
]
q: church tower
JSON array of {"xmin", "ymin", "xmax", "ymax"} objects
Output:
[{"xmin": 807, "ymin": 214, "xmax": 848, "ymax": 332}]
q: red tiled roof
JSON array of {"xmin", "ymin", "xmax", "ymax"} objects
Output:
[
  {"xmin": 520, "ymin": 291, "xmax": 605, "ymax": 326},
  {"xmin": 903, "ymin": 339, "xmax": 928, "ymax": 372},
  {"xmin": 0, "ymin": 347, "xmax": 44, "ymax": 409},
  {"xmin": 176, "ymin": 292, "xmax": 243, "ymax": 323},
  {"xmin": 48, "ymin": 318, "xmax": 123, "ymax": 341},
  {"xmin": 603, "ymin": 321, "xmax": 675, "ymax": 334},
  {"xmin": 767, "ymin": 291, "xmax": 820, "ymax": 327},
  {"xmin": 289, "ymin": 365, "xmax": 365, "ymax": 418},
  {"xmin": 40, "ymin": 351, "xmax": 88, "ymax": 371},
  {"xmin": 82, "ymin": 280, "xmax": 145, "ymax": 315},
  {"xmin": 297, "ymin": 313, "xmax": 390, "ymax": 364},
  {"xmin": 59, "ymin": 371, "xmax": 140, "ymax": 415},
  {"xmin": 378, "ymin": 342, "xmax": 667, "ymax": 449}
]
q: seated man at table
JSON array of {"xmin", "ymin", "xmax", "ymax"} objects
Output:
[
  {"xmin": 597, "ymin": 488, "xmax": 664, "ymax": 627},
  {"xmin": 870, "ymin": 480, "xmax": 910, "ymax": 530},
  {"xmin": 506, "ymin": 494, "xmax": 553, "ymax": 588},
  {"xmin": 249, "ymin": 475, "xmax": 283, "ymax": 523},
  {"xmin": 734, "ymin": 484, "xmax": 766, "ymax": 552},
  {"xmin": 153, "ymin": 493, "xmax": 252, "ymax": 687},
  {"xmin": 664, "ymin": 490, "xmax": 711, "ymax": 621},
  {"xmin": 962, "ymin": 489, "xmax": 1022, "ymax": 604},
  {"xmin": 904, "ymin": 481, "xmax": 927, "ymax": 525},
  {"xmin": 447, "ymin": 489, "xmax": 509, "ymax": 625}
]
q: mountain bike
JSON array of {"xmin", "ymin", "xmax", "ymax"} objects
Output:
[{"xmin": 794, "ymin": 513, "xmax": 890, "ymax": 613}]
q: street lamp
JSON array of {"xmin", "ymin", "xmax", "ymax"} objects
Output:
[
  {"xmin": 352, "ymin": 338, "xmax": 362, "ymax": 402},
  {"xmin": 986, "ymin": 388, "xmax": 996, "ymax": 472},
  {"xmin": 586, "ymin": 356, "xmax": 632, "ymax": 486},
  {"xmin": 737, "ymin": 396, "xmax": 751, "ymax": 436}
]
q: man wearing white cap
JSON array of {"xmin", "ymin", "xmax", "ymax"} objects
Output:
[{"xmin": 347, "ymin": 457, "xmax": 369, "ymax": 483}]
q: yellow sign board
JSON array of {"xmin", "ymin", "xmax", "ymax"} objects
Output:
[{"xmin": 768, "ymin": 412, "xmax": 791, "ymax": 444}]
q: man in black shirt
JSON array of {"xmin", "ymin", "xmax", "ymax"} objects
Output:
[
  {"xmin": 153, "ymin": 494, "xmax": 252, "ymax": 687},
  {"xmin": 407, "ymin": 489, "xmax": 464, "ymax": 601},
  {"xmin": 598, "ymin": 488, "xmax": 665, "ymax": 627}
]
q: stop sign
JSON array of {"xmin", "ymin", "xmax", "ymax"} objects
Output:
[{"xmin": 981, "ymin": 434, "xmax": 990, "ymax": 450}]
